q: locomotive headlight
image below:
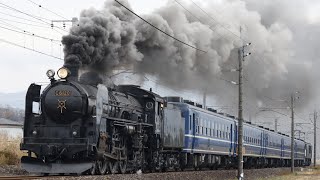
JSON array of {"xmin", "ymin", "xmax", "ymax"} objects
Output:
[
  {"xmin": 46, "ymin": 69, "xmax": 55, "ymax": 79},
  {"xmin": 57, "ymin": 67, "xmax": 70, "ymax": 79},
  {"xmin": 72, "ymin": 131, "xmax": 77, "ymax": 136},
  {"xmin": 32, "ymin": 130, "xmax": 37, "ymax": 135}
]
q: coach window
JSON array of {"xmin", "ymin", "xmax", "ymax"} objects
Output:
[
  {"xmin": 213, "ymin": 122, "xmax": 215, "ymax": 137},
  {"xmin": 244, "ymin": 131, "xmax": 246, "ymax": 142},
  {"xmin": 219, "ymin": 125, "xmax": 222, "ymax": 138},
  {"xmin": 224, "ymin": 124, "xmax": 226, "ymax": 139},
  {"xmin": 195, "ymin": 115, "xmax": 198, "ymax": 134},
  {"xmin": 200, "ymin": 119, "xmax": 202, "ymax": 135},
  {"xmin": 227, "ymin": 126, "xmax": 229, "ymax": 139},
  {"xmin": 223, "ymin": 125, "xmax": 225, "ymax": 139},
  {"xmin": 206, "ymin": 127, "xmax": 208, "ymax": 136},
  {"xmin": 217, "ymin": 124, "xmax": 219, "ymax": 138},
  {"xmin": 226, "ymin": 127, "xmax": 228, "ymax": 139},
  {"xmin": 199, "ymin": 118, "xmax": 202, "ymax": 135},
  {"xmin": 189, "ymin": 115, "xmax": 192, "ymax": 131}
]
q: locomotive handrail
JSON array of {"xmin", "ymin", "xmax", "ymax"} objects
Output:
[
  {"xmin": 106, "ymin": 116, "xmax": 153, "ymax": 127},
  {"xmin": 22, "ymin": 137, "xmax": 89, "ymax": 145},
  {"xmin": 108, "ymin": 100, "xmax": 143, "ymax": 110}
]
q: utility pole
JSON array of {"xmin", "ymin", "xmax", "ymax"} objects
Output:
[
  {"xmin": 275, "ymin": 118, "xmax": 278, "ymax": 132},
  {"xmin": 314, "ymin": 111, "xmax": 317, "ymax": 167},
  {"xmin": 237, "ymin": 45, "xmax": 244, "ymax": 180},
  {"xmin": 237, "ymin": 26, "xmax": 251, "ymax": 180},
  {"xmin": 291, "ymin": 94, "xmax": 295, "ymax": 173}
]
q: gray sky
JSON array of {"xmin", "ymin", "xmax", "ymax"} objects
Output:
[
  {"xmin": 0, "ymin": 0, "xmax": 319, "ymax": 94},
  {"xmin": 0, "ymin": 0, "xmax": 166, "ymax": 93}
]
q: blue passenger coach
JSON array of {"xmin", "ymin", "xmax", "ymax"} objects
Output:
[{"xmin": 167, "ymin": 97, "xmax": 311, "ymax": 169}]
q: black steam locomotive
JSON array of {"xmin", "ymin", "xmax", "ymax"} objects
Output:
[
  {"xmin": 21, "ymin": 66, "xmax": 312, "ymax": 175},
  {"xmin": 21, "ymin": 66, "xmax": 184, "ymax": 174}
]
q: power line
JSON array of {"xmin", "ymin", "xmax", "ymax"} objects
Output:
[
  {"xmin": 0, "ymin": 17, "xmax": 53, "ymax": 28},
  {"xmin": 173, "ymin": 0, "xmax": 241, "ymax": 45},
  {"xmin": 295, "ymin": 112, "xmax": 308, "ymax": 122},
  {"xmin": 0, "ymin": 2, "xmax": 68, "ymax": 32},
  {"xmin": 114, "ymin": 0, "xmax": 207, "ymax": 53},
  {"xmin": 0, "ymin": 11, "xmax": 48, "ymax": 25},
  {"xmin": 25, "ymin": 0, "xmax": 68, "ymax": 20},
  {"xmin": 0, "ymin": 5, "xmax": 52, "ymax": 21},
  {"xmin": 0, "ymin": 24, "xmax": 61, "ymax": 43},
  {"xmin": 188, "ymin": 0, "xmax": 248, "ymax": 43},
  {"xmin": 0, "ymin": 38, "xmax": 63, "ymax": 60}
]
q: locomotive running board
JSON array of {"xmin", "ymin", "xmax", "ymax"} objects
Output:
[{"xmin": 21, "ymin": 156, "xmax": 92, "ymax": 174}]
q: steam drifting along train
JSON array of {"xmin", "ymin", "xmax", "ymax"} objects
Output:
[{"xmin": 20, "ymin": 66, "xmax": 312, "ymax": 175}]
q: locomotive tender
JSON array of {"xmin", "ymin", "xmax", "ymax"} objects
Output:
[{"xmin": 20, "ymin": 66, "xmax": 312, "ymax": 175}]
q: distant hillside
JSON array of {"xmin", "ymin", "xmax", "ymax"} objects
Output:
[{"xmin": 0, "ymin": 91, "xmax": 25, "ymax": 109}]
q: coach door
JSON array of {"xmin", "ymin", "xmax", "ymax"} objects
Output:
[
  {"xmin": 260, "ymin": 132, "xmax": 264, "ymax": 157},
  {"xmin": 191, "ymin": 112, "xmax": 196, "ymax": 153},
  {"xmin": 264, "ymin": 133, "xmax": 269, "ymax": 156},
  {"xmin": 281, "ymin": 138, "xmax": 284, "ymax": 158},
  {"xmin": 229, "ymin": 123, "xmax": 235, "ymax": 157},
  {"xmin": 233, "ymin": 122, "xmax": 238, "ymax": 156}
]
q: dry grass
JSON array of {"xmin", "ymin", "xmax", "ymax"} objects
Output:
[
  {"xmin": 261, "ymin": 167, "xmax": 320, "ymax": 180},
  {"xmin": 0, "ymin": 132, "xmax": 25, "ymax": 165}
]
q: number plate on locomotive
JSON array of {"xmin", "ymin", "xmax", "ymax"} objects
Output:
[{"xmin": 55, "ymin": 90, "xmax": 72, "ymax": 96}]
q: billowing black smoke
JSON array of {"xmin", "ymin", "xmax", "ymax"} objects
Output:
[
  {"xmin": 62, "ymin": 0, "xmax": 320, "ymax": 114},
  {"xmin": 62, "ymin": 0, "xmax": 142, "ymax": 75}
]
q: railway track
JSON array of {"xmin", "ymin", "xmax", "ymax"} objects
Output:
[
  {"xmin": 0, "ymin": 175, "xmax": 43, "ymax": 180},
  {"xmin": 0, "ymin": 175, "xmax": 67, "ymax": 180}
]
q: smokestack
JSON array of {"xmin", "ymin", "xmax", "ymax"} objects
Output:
[
  {"xmin": 62, "ymin": 54, "xmax": 81, "ymax": 81},
  {"xmin": 65, "ymin": 64, "xmax": 79, "ymax": 81}
]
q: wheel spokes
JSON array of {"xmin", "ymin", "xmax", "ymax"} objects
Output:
[
  {"xmin": 119, "ymin": 160, "xmax": 127, "ymax": 174},
  {"xmin": 108, "ymin": 161, "xmax": 118, "ymax": 174},
  {"xmin": 90, "ymin": 162, "xmax": 96, "ymax": 175},
  {"xmin": 97, "ymin": 159, "xmax": 108, "ymax": 175}
]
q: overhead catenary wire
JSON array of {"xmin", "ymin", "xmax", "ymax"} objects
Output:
[
  {"xmin": 0, "ymin": 11, "xmax": 48, "ymax": 25},
  {"xmin": 0, "ymin": 38, "xmax": 63, "ymax": 60},
  {"xmin": 0, "ymin": 4, "xmax": 52, "ymax": 21},
  {"xmin": 0, "ymin": 2, "xmax": 68, "ymax": 32},
  {"xmin": 0, "ymin": 24, "xmax": 61, "ymax": 43},
  {"xmin": 0, "ymin": 12, "xmax": 66, "ymax": 35},
  {"xmin": 173, "ymin": 0, "xmax": 242, "ymax": 46},
  {"xmin": 188, "ymin": 0, "xmax": 248, "ymax": 44},
  {"xmin": 25, "ymin": 0, "xmax": 69, "ymax": 20},
  {"xmin": 114, "ymin": 0, "xmax": 207, "ymax": 53},
  {"xmin": 0, "ymin": 17, "xmax": 55, "ymax": 28}
]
